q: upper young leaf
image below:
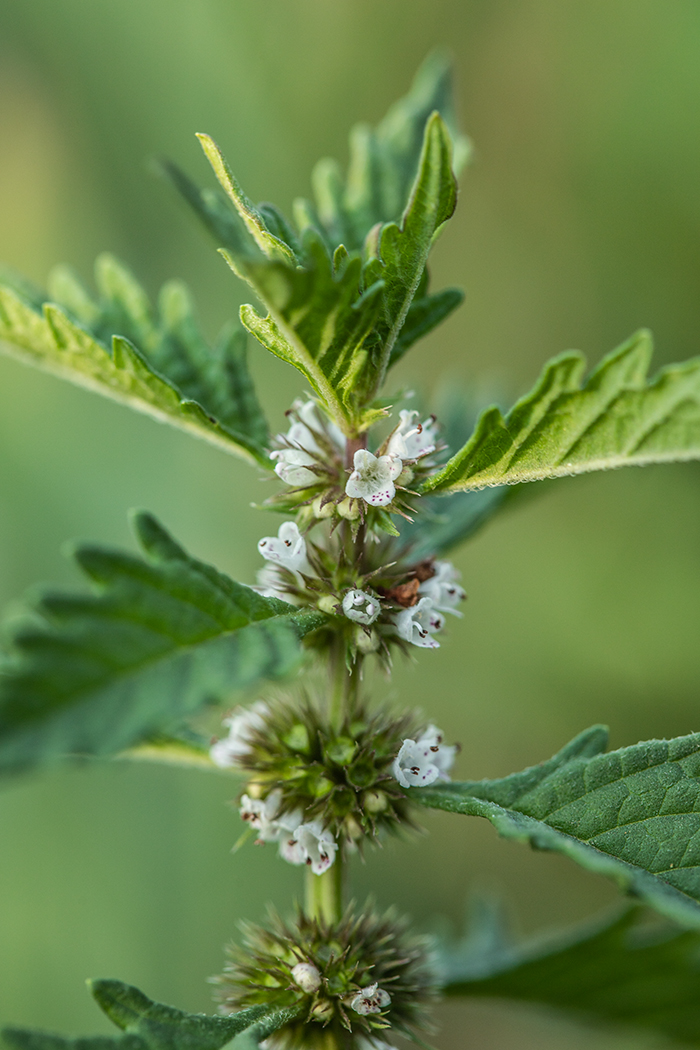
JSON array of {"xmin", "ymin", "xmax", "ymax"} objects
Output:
[
  {"xmin": 415, "ymin": 726, "xmax": 700, "ymax": 928},
  {"xmin": 0, "ymin": 256, "xmax": 271, "ymax": 467},
  {"xmin": 2, "ymin": 978, "xmax": 299, "ymax": 1050},
  {"xmin": 201, "ymin": 112, "xmax": 456, "ymax": 432},
  {"xmin": 439, "ymin": 905, "xmax": 700, "ymax": 1047},
  {"xmin": 364, "ymin": 111, "xmax": 458, "ymax": 394},
  {"xmin": 423, "ymin": 330, "xmax": 700, "ymax": 494},
  {"xmin": 0, "ymin": 513, "xmax": 323, "ymax": 777},
  {"xmin": 301, "ymin": 48, "xmax": 469, "ymax": 252},
  {"xmin": 228, "ymin": 231, "xmax": 385, "ymax": 433}
]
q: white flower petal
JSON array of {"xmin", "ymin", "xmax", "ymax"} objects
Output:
[
  {"xmin": 419, "ymin": 560, "xmax": 466, "ymax": 616},
  {"xmin": 350, "ymin": 983, "xmax": 392, "ymax": 1015},
  {"xmin": 293, "ymin": 820, "xmax": 338, "ymax": 875},
  {"xmin": 210, "ymin": 701, "xmax": 269, "ymax": 767},
  {"xmin": 393, "ymin": 597, "xmax": 444, "ymax": 648},
  {"xmin": 345, "ymin": 449, "xmax": 403, "ymax": 507},
  {"xmin": 393, "ymin": 724, "xmax": 457, "ymax": 788},
  {"xmin": 257, "ymin": 522, "xmax": 310, "ymax": 573},
  {"xmin": 342, "ymin": 589, "xmax": 380, "ymax": 625},
  {"xmin": 392, "ymin": 739, "xmax": 441, "ymax": 788},
  {"xmin": 270, "ymin": 447, "xmax": 318, "ymax": 487},
  {"xmin": 387, "ymin": 409, "xmax": 439, "ymax": 461}
]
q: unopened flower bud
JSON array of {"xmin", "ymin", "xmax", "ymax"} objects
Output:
[
  {"xmin": 337, "ymin": 496, "xmax": 360, "ymax": 520},
  {"xmin": 343, "ymin": 814, "xmax": 363, "ymax": 840},
  {"xmin": 311, "ymin": 495, "xmax": 335, "ymax": 519},
  {"xmin": 310, "ymin": 1000, "xmax": 335, "ymax": 1022},
  {"xmin": 291, "ymin": 962, "xmax": 322, "ymax": 994},
  {"xmin": 318, "ymin": 594, "xmax": 340, "ymax": 615},
  {"xmin": 354, "ymin": 625, "xmax": 380, "ymax": 653},
  {"xmin": 363, "ymin": 790, "xmax": 388, "ymax": 814}
]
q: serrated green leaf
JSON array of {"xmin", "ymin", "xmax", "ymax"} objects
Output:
[
  {"xmin": 157, "ymin": 158, "xmax": 252, "ymax": 256},
  {"xmin": 196, "ymin": 134, "xmax": 297, "ymax": 266},
  {"xmin": 302, "ymin": 49, "xmax": 469, "ymax": 252},
  {"xmin": 389, "ymin": 285, "xmax": 464, "ymax": 369},
  {"xmin": 212, "ymin": 114, "xmax": 456, "ymax": 431},
  {"xmin": 440, "ymin": 905, "xmax": 700, "ymax": 1048},
  {"xmin": 423, "ymin": 330, "xmax": 700, "ymax": 494},
  {"xmin": 416, "ymin": 726, "xmax": 700, "ymax": 928},
  {"xmin": 0, "ymin": 256, "xmax": 271, "ymax": 467},
  {"xmin": 229, "ymin": 231, "xmax": 385, "ymax": 433},
  {"xmin": 0, "ymin": 512, "xmax": 324, "ymax": 776},
  {"xmin": 365, "ymin": 111, "xmax": 458, "ymax": 394},
  {"xmin": 398, "ymin": 488, "xmax": 510, "ymax": 560},
  {"xmin": 2, "ymin": 979, "xmax": 294, "ymax": 1050},
  {"xmin": 168, "ymin": 57, "xmax": 464, "ymax": 426}
]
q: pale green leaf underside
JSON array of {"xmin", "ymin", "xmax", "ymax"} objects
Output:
[
  {"xmin": 0, "ymin": 256, "xmax": 271, "ymax": 468},
  {"xmin": 0, "ymin": 513, "xmax": 323, "ymax": 776},
  {"xmin": 416, "ymin": 726, "xmax": 700, "ymax": 928},
  {"xmin": 440, "ymin": 905, "xmax": 700, "ymax": 1047},
  {"xmin": 423, "ymin": 330, "xmax": 700, "ymax": 494},
  {"xmin": 2, "ymin": 978, "xmax": 299, "ymax": 1050}
]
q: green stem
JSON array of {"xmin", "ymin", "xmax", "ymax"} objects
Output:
[
  {"xmin": 329, "ymin": 635, "xmax": 346, "ymax": 728},
  {"xmin": 305, "ymin": 856, "xmax": 344, "ymax": 924}
]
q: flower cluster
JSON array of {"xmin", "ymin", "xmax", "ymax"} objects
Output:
[
  {"xmin": 239, "ymin": 789, "xmax": 338, "ymax": 875},
  {"xmin": 210, "ymin": 701, "xmax": 458, "ymax": 869},
  {"xmin": 214, "ymin": 905, "xmax": 437, "ymax": 1050},
  {"xmin": 265, "ymin": 399, "xmax": 445, "ymax": 536},
  {"xmin": 252, "ymin": 520, "xmax": 465, "ymax": 653}
]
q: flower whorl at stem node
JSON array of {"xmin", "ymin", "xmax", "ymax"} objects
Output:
[
  {"xmin": 210, "ymin": 698, "xmax": 440, "ymax": 863},
  {"xmin": 214, "ymin": 905, "xmax": 437, "ymax": 1050}
]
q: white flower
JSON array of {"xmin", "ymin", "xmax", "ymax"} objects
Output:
[
  {"xmin": 278, "ymin": 832, "xmax": 308, "ymax": 866},
  {"xmin": 291, "ymin": 962, "xmax": 322, "ymax": 994},
  {"xmin": 350, "ymin": 983, "xmax": 391, "ymax": 1015},
  {"xmin": 393, "ymin": 724, "xmax": 456, "ymax": 789},
  {"xmin": 258, "ymin": 521, "xmax": 310, "ymax": 573},
  {"xmin": 240, "ymin": 788, "xmax": 304, "ymax": 845},
  {"xmin": 270, "ymin": 400, "xmax": 345, "ymax": 487},
  {"xmin": 239, "ymin": 790, "xmax": 283, "ymax": 842},
  {"xmin": 280, "ymin": 819, "xmax": 338, "ymax": 875},
  {"xmin": 210, "ymin": 701, "xmax": 269, "ymax": 768},
  {"xmin": 345, "ymin": 449, "xmax": 403, "ymax": 507},
  {"xmin": 270, "ymin": 447, "xmax": 318, "ymax": 487},
  {"xmin": 393, "ymin": 597, "xmax": 444, "ymax": 648},
  {"xmin": 252, "ymin": 564, "xmax": 292, "ymax": 602},
  {"xmin": 419, "ymin": 560, "xmax": 466, "ymax": 617},
  {"xmin": 342, "ymin": 589, "xmax": 380, "ymax": 625},
  {"xmin": 288, "ymin": 399, "xmax": 345, "ymax": 454},
  {"xmin": 387, "ymin": 410, "xmax": 439, "ymax": 461}
]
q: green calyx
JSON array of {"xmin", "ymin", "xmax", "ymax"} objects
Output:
[
  {"xmin": 214, "ymin": 905, "xmax": 436, "ymax": 1050},
  {"xmin": 234, "ymin": 699, "xmax": 422, "ymax": 846}
]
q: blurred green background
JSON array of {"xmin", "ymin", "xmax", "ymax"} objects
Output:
[{"xmin": 2, "ymin": 2, "xmax": 700, "ymax": 1048}]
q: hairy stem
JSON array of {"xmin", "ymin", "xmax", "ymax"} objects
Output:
[
  {"xmin": 305, "ymin": 856, "xmax": 344, "ymax": 924},
  {"xmin": 344, "ymin": 432, "xmax": 367, "ymax": 471},
  {"xmin": 329, "ymin": 636, "xmax": 347, "ymax": 728}
]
